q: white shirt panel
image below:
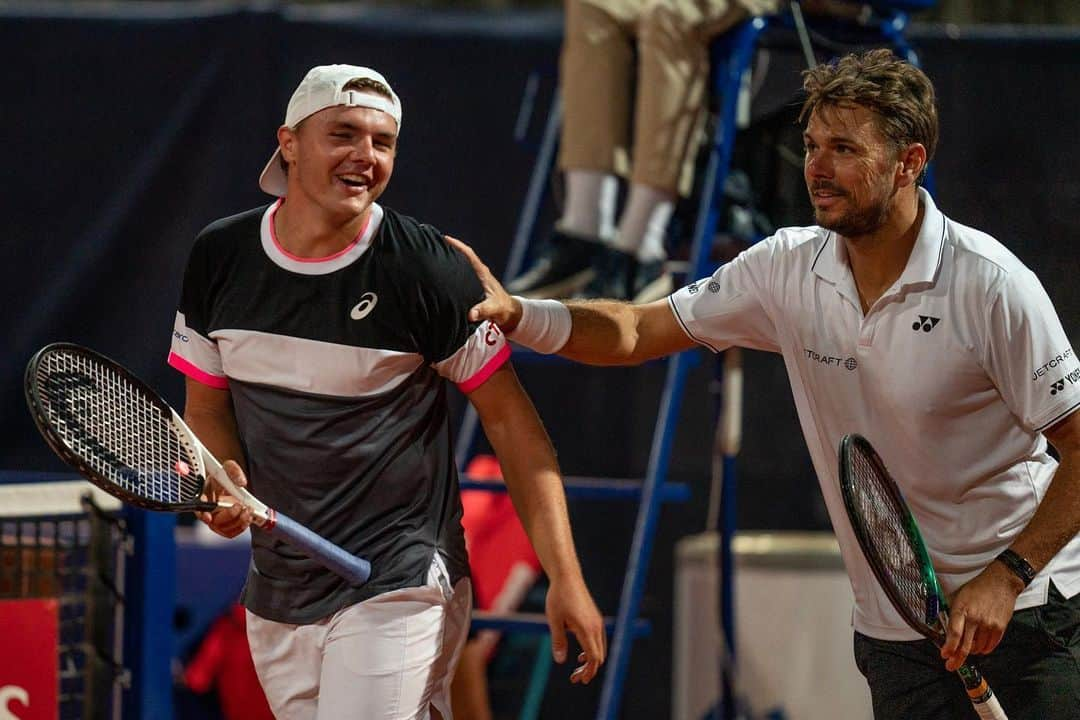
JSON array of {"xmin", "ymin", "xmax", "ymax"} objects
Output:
[
  {"xmin": 211, "ymin": 328, "xmax": 424, "ymax": 397},
  {"xmin": 670, "ymin": 189, "xmax": 1080, "ymax": 640}
]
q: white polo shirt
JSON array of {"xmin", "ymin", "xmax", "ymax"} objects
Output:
[{"xmin": 670, "ymin": 188, "xmax": 1080, "ymax": 641}]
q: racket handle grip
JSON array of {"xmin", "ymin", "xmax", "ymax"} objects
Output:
[
  {"xmin": 259, "ymin": 510, "xmax": 372, "ymax": 586},
  {"xmin": 960, "ymin": 664, "xmax": 1008, "ymax": 720},
  {"xmin": 972, "ymin": 694, "xmax": 1007, "ymax": 720}
]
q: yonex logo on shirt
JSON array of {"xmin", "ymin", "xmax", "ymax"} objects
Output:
[
  {"xmin": 912, "ymin": 315, "xmax": 941, "ymax": 333},
  {"xmin": 1052, "ymin": 368, "xmax": 1080, "ymax": 395},
  {"xmin": 350, "ymin": 292, "xmax": 378, "ymax": 320}
]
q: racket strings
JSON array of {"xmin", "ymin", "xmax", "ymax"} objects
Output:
[
  {"xmin": 849, "ymin": 447, "xmax": 931, "ymax": 623},
  {"xmin": 35, "ymin": 350, "xmax": 203, "ymax": 505}
]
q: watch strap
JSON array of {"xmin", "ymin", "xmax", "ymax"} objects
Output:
[{"xmin": 996, "ymin": 548, "xmax": 1037, "ymax": 588}]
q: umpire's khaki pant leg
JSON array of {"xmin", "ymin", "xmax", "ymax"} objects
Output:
[
  {"xmin": 558, "ymin": 0, "xmax": 640, "ymax": 177},
  {"xmin": 634, "ymin": 0, "xmax": 781, "ymax": 196}
]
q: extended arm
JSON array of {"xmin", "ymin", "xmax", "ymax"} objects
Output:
[
  {"xmin": 942, "ymin": 409, "xmax": 1080, "ymax": 670},
  {"xmin": 466, "ymin": 363, "xmax": 606, "ymax": 684},
  {"xmin": 560, "ymin": 298, "xmax": 697, "ymax": 365},
  {"xmin": 446, "ymin": 236, "xmax": 696, "ymax": 365},
  {"xmin": 183, "ymin": 377, "xmax": 253, "ymax": 537}
]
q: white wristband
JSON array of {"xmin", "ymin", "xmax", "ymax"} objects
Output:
[{"xmin": 508, "ymin": 297, "xmax": 572, "ymax": 354}]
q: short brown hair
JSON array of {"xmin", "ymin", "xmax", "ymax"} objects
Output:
[
  {"xmin": 342, "ymin": 76, "xmax": 394, "ymax": 100},
  {"xmin": 800, "ymin": 49, "xmax": 938, "ymax": 179}
]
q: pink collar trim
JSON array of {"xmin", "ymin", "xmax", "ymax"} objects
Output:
[{"xmin": 268, "ymin": 197, "xmax": 372, "ymax": 263}]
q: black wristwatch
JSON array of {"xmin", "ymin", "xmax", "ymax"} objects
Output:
[{"xmin": 996, "ymin": 548, "xmax": 1037, "ymax": 588}]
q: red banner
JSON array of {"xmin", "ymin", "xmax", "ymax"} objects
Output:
[{"xmin": 0, "ymin": 599, "xmax": 57, "ymax": 720}]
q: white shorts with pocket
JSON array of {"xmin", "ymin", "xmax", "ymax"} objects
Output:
[{"xmin": 247, "ymin": 554, "xmax": 472, "ymax": 720}]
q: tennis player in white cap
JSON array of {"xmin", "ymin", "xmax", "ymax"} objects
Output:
[{"xmin": 169, "ymin": 64, "xmax": 605, "ymax": 719}]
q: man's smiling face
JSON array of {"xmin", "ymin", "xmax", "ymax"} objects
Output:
[{"xmin": 280, "ymin": 104, "xmax": 398, "ymax": 223}]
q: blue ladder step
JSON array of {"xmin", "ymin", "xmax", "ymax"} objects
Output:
[
  {"xmin": 471, "ymin": 610, "xmax": 651, "ymax": 638},
  {"xmin": 460, "ymin": 475, "xmax": 691, "ymax": 502}
]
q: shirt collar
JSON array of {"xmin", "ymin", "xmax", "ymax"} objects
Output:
[
  {"xmin": 897, "ymin": 187, "xmax": 946, "ymax": 288},
  {"xmin": 811, "ymin": 187, "xmax": 946, "ymax": 293}
]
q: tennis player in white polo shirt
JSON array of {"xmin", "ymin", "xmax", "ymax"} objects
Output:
[{"xmin": 450, "ymin": 49, "xmax": 1080, "ymax": 718}]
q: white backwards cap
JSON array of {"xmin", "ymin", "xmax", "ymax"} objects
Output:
[{"xmin": 258, "ymin": 64, "xmax": 403, "ymax": 197}]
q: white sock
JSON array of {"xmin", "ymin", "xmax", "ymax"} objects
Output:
[
  {"xmin": 559, "ymin": 170, "xmax": 617, "ymax": 242},
  {"xmin": 612, "ymin": 184, "xmax": 674, "ymax": 262}
]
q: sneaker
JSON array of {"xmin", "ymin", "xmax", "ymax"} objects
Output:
[
  {"xmin": 631, "ymin": 258, "xmax": 673, "ymax": 303},
  {"xmin": 576, "ymin": 246, "xmax": 637, "ymax": 300},
  {"xmin": 505, "ymin": 230, "xmax": 603, "ymax": 298}
]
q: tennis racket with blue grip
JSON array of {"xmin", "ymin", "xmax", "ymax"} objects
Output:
[{"xmin": 25, "ymin": 342, "xmax": 371, "ymax": 586}]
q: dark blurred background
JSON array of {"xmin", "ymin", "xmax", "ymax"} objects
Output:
[{"xmin": 2, "ymin": 1, "xmax": 1077, "ymax": 718}]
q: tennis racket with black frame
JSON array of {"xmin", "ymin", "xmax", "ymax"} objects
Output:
[
  {"xmin": 839, "ymin": 433, "xmax": 1007, "ymax": 720},
  {"xmin": 25, "ymin": 342, "xmax": 371, "ymax": 586}
]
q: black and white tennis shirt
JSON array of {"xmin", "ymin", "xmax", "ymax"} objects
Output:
[{"xmin": 169, "ymin": 200, "xmax": 509, "ymax": 624}]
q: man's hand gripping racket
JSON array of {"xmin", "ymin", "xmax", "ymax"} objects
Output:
[
  {"xmin": 839, "ymin": 434, "xmax": 1007, "ymax": 720},
  {"xmin": 25, "ymin": 343, "xmax": 371, "ymax": 586}
]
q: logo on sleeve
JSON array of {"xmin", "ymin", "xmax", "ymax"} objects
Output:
[
  {"xmin": 484, "ymin": 321, "xmax": 502, "ymax": 346},
  {"xmin": 912, "ymin": 315, "xmax": 941, "ymax": 333},
  {"xmin": 350, "ymin": 292, "xmax": 378, "ymax": 320},
  {"xmin": 1032, "ymin": 348, "xmax": 1074, "ymax": 382},
  {"xmin": 1051, "ymin": 368, "xmax": 1080, "ymax": 396}
]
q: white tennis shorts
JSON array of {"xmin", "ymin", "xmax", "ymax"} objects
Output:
[{"xmin": 247, "ymin": 554, "xmax": 472, "ymax": 720}]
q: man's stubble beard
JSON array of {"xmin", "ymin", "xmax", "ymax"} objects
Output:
[{"xmin": 813, "ymin": 185, "xmax": 894, "ymax": 239}]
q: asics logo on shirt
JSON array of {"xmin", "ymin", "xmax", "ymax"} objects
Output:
[
  {"xmin": 350, "ymin": 292, "xmax": 378, "ymax": 320},
  {"xmin": 912, "ymin": 315, "xmax": 941, "ymax": 333}
]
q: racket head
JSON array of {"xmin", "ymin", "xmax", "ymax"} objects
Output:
[
  {"xmin": 24, "ymin": 343, "xmax": 215, "ymax": 513},
  {"xmin": 839, "ymin": 433, "xmax": 946, "ymax": 643}
]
